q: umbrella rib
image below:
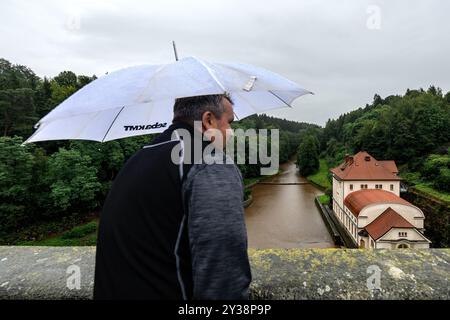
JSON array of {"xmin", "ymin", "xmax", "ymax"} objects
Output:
[
  {"xmin": 195, "ymin": 58, "xmax": 226, "ymax": 92},
  {"xmin": 268, "ymin": 90, "xmax": 293, "ymax": 108},
  {"xmin": 102, "ymin": 106, "xmax": 125, "ymax": 142}
]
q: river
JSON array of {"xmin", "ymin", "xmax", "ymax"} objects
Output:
[{"xmin": 244, "ymin": 160, "xmax": 335, "ymax": 249}]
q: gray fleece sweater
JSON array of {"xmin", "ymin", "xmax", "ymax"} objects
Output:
[{"xmin": 182, "ymin": 152, "xmax": 252, "ymax": 300}]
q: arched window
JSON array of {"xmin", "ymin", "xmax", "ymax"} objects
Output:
[{"xmin": 397, "ymin": 243, "xmax": 409, "ymax": 249}]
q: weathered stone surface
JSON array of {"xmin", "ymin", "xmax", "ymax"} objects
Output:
[
  {"xmin": 249, "ymin": 248, "xmax": 450, "ymax": 300},
  {"xmin": 0, "ymin": 246, "xmax": 95, "ymax": 299},
  {"xmin": 0, "ymin": 246, "xmax": 449, "ymax": 300}
]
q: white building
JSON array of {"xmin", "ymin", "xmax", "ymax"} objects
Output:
[{"xmin": 330, "ymin": 151, "xmax": 431, "ymax": 249}]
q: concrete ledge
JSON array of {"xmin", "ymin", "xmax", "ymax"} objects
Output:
[{"xmin": 0, "ymin": 246, "xmax": 449, "ymax": 300}]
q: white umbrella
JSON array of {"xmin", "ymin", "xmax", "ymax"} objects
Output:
[{"xmin": 24, "ymin": 56, "xmax": 312, "ymax": 143}]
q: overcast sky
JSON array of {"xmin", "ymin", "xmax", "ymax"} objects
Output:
[{"xmin": 1, "ymin": 0, "xmax": 449, "ymax": 125}]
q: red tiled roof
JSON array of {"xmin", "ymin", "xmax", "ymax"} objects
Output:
[
  {"xmin": 330, "ymin": 151, "xmax": 401, "ymax": 181},
  {"xmin": 364, "ymin": 207, "xmax": 415, "ymax": 240},
  {"xmin": 344, "ymin": 189, "xmax": 412, "ymax": 217},
  {"xmin": 378, "ymin": 161, "xmax": 399, "ymax": 174}
]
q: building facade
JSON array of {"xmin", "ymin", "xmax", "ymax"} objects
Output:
[{"xmin": 330, "ymin": 151, "xmax": 431, "ymax": 249}]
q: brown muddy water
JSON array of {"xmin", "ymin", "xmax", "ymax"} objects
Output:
[{"xmin": 245, "ymin": 160, "xmax": 335, "ymax": 249}]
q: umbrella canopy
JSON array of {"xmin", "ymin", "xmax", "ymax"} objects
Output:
[{"xmin": 24, "ymin": 56, "xmax": 312, "ymax": 143}]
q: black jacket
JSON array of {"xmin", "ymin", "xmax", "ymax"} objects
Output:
[{"xmin": 94, "ymin": 121, "xmax": 252, "ymax": 300}]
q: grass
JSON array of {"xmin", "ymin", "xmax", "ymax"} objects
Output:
[
  {"xmin": 0, "ymin": 213, "xmax": 99, "ymax": 245},
  {"xmin": 17, "ymin": 220, "xmax": 98, "ymax": 246},
  {"xmin": 307, "ymin": 159, "xmax": 331, "ymax": 190},
  {"xmin": 317, "ymin": 194, "xmax": 330, "ymax": 205},
  {"xmin": 412, "ymin": 184, "xmax": 450, "ymax": 203},
  {"xmin": 400, "ymin": 171, "xmax": 450, "ymax": 204}
]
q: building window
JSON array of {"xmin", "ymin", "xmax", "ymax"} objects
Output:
[
  {"xmin": 390, "ymin": 184, "xmax": 394, "ymax": 191},
  {"xmin": 360, "ymin": 184, "xmax": 368, "ymax": 190},
  {"xmin": 359, "ymin": 239, "xmax": 366, "ymax": 248},
  {"xmin": 375, "ymin": 184, "xmax": 383, "ymax": 189},
  {"xmin": 397, "ymin": 243, "xmax": 409, "ymax": 249},
  {"xmin": 350, "ymin": 184, "xmax": 353, "ymax": 191},
  {"xmin": 399, "ymin": 232, "xmax": 407, "ymax": 238}
]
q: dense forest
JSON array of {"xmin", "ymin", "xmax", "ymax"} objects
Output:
[
  {"xmin": 0, "ymin": 58, "xmax": 315, "ymax": 244},
  {"xmin": 298, "ymin": 87, "xmax": 450, "ymax": 194}
]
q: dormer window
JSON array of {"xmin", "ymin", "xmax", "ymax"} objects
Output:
[{"xmin": 365, "ymin": 156, "xmax": 371, "ymax": 161}]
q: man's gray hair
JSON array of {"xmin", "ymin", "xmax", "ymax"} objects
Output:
[{"xmin": 173, "ymin": 93, "xmax": 233, "ymax": 123}]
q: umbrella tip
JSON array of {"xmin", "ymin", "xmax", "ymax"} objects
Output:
[{"xmin": 172, "ymin": 41, "xmax": 179, "ymax": 61}]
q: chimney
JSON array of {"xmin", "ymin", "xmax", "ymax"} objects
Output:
[{"xmin": 344, "ymin": 154, "xmax": 354, "ymax": 165}]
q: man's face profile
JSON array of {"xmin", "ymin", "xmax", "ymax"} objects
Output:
[{"xmin": 201, "ymin": 97, "xmax": 234, "ymax": 149}]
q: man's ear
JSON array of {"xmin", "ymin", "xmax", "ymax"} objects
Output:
[{"xmin": 201, "ymin": 111, "xmax": 215, "ymax": 130}]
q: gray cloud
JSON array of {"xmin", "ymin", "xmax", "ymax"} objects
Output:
[{"xmin": 1, "ymin": 0, "xmax": 449, "ymax": 125}]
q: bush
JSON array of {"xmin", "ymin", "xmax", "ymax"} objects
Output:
[
  {"xmin": 421, "ymin": 155, "xmax": 449, "ymax": 180},
  {"xmin": 435, "ymin": 168, "xmax": 450, "ymax": 192},
  {"xmin": 244, "ymin": 188, "xmax": 252, "ymax": 201},
  {"xmin": 61, "ymin": 221, "xmax": 98, "ymax": 239},
  {"xmin": 0, "ymin": 136, "xmax": 35, "ymax": 234},
  {"xmin": 43, "ymin": 148, "xmax": 102, "ymax": 213},
  {"xmin": 318, "ymin": 194, "xmax": 330, "ymax": 205}
]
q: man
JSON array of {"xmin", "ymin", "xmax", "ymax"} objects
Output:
[{"xmin": 94, "ymin": 94, "xmax": 252, "ymax": 300}]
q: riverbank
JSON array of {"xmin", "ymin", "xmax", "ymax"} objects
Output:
[{"xmin": 306, "ymin": 159, "xmax": 331, "ymax": 191}]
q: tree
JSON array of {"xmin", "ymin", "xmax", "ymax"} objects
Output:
[
  {"xmin": 0, "ymin": 88, "xmax": 37, "ymax": 137},
  {"xmin": 0, "ymin": 136, "xmax": 35, "ymax": 234},
  {"xmin": 427, "ymin": 85, "xmax": 442, "ymax": 97},
  {"xmin": 69, "ymin": 140, "xmax": 125, "ymax": 196},
  {"xmin": 445, "ymin": 91, "xmax": 450, "ymax": 104},
  {"xmin": 53, "ymin": 71, "xmax": 77, "ymax": 87},
  {"xmin": 43, "ymin": 148, "xmax": 101, "ymax": 212},
  {"xmin": 77, "ymin": 75, "xmax": 97, "ymax": 89},
  {"xmin": 373, "ymin": 94, "xmax": 383, "ymax": 107},
  {"xmin": 34, "ymin": 77, "xmax": 53, "ymax": 118},
  {"xmin": 297, "ymin": 135, "xmax": 319, "ymax": 176}
]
